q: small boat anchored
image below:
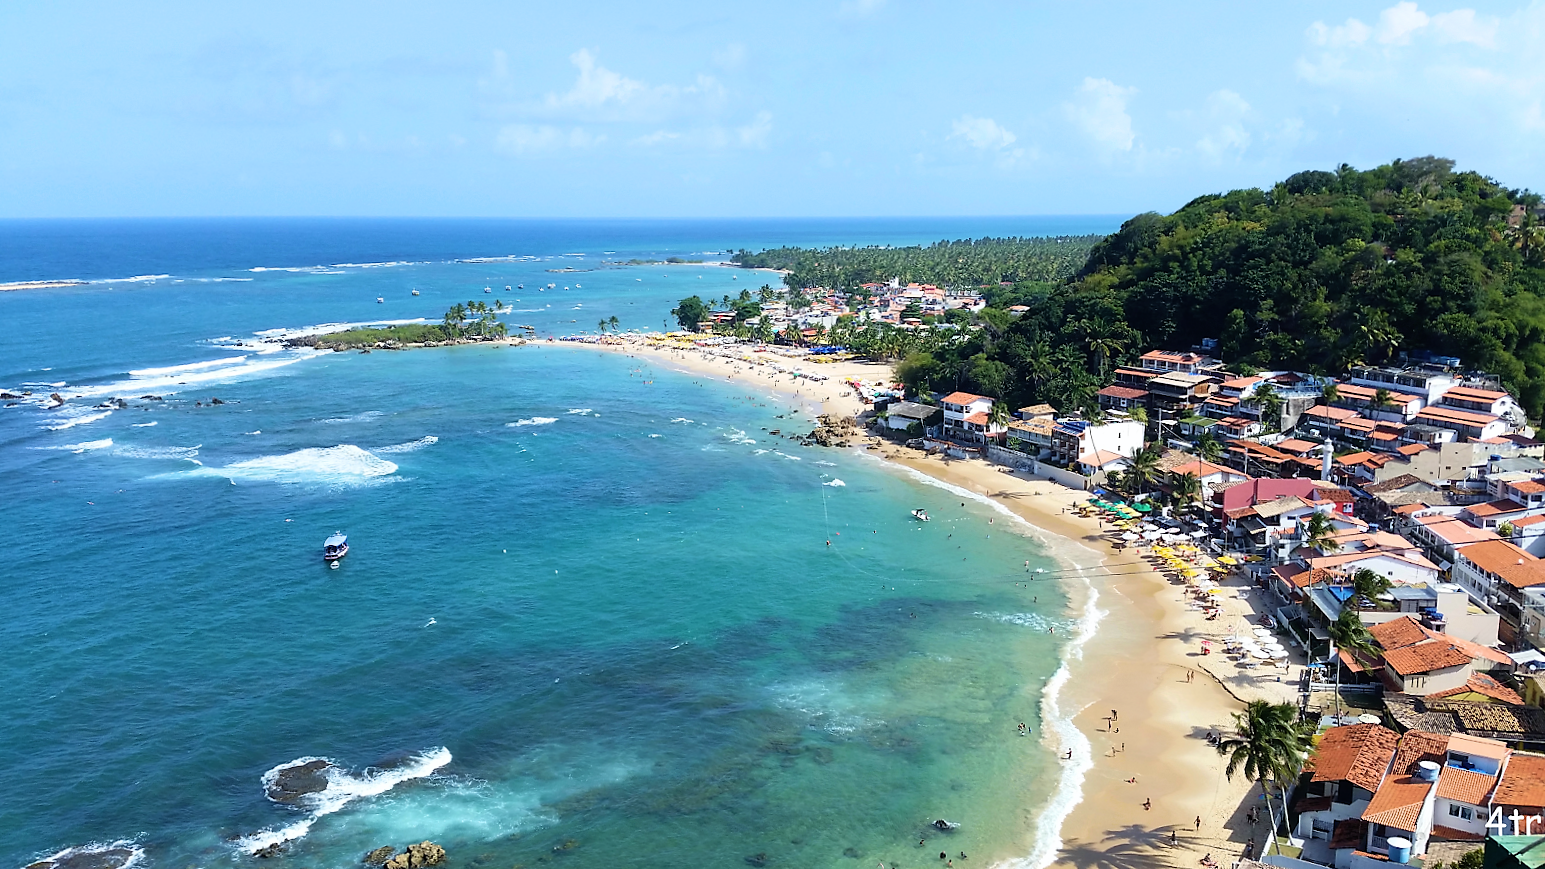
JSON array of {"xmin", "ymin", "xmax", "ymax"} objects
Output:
[
  {"xmin": 912, "ymin": 509, "xmax": 930, "ymax": 522},
  {"xmin": 323, "ymin": 532, "xmax": 349, "ymax": 562},
  {"xmin": 411, "ymin": 289, "xmax": 420, "ymax": 296},
  {"xmin": 376, "ymin": 297, "xmax": 384, "ymax": 304}
]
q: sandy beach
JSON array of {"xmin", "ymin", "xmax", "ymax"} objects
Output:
[{"xmin": 547, "ymin": 335, "xmax": 1300, "ymax": 868}]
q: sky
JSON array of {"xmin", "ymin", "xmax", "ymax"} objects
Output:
[{"xmin": 1, "ymin": 0, "xmax": 1542, "ymax": 218}]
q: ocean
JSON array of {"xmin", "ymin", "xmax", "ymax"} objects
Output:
[{"xmin": 0, "ymin": 217, "xmax": 1122, "ymax": 869}]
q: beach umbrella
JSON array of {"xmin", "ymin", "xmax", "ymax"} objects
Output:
[
  {"xmin": 1122, "ymin": 532, "xmax": 1140, "ymax": 541},
  {"xmin": 1218, "ymin": 555, "xmax": 1239, "ymax": 565},
  {"xmin": 1357, "ymin": 714, "xmax": 1382, "ymax": 725},
  {"xmin": 1251, "ymin": 649, "xmax": 1272, "ymax": 659},
  {"xmin": 1252, "ymin": 627, "xmax": 1273, "ymax": 638},
  {"xmin": 1134, "ymin": 503, "xmax": 1152, "ymax": 512},
  {"xmin": 1190, "ymin": 529, "xmax": 1209, "ymax": 538}
]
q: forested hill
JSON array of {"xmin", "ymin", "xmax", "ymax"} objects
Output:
[
  {"xmin": 890, "ymin": 157, "xmax": 1545, "ymax": 422},
  {"xmin": 1075, "ymin": 157, "xmax": 1545, "ymax": 414},
  {"xmin": 730, "ymin": 235, "xmax": 1101, "ymax": 289}
]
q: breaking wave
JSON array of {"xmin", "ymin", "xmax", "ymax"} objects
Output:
[
  {"xmin": 374, "ymin": 436, "xmax": 439, "ymax": 454},
  {"xmin": 235, "ymin": 747, "xmax": 452, "ymax": 855},
  {"xmin": 178, "ymin": 445, "xmax": 398, "ymax": 486},
  {"xmin": 510, "ymin": 417, "xmax": 557, "ymax": 427}
]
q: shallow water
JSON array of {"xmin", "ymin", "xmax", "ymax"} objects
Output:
[{"xmin": 0, "ymin": 219, "xmax": 1119, "ymax": 869}]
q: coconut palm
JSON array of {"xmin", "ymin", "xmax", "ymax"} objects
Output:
[
  {"xmin": 1350, "ymin": 567, "xmax": 1392, "ymax": 604},
  {"xmin": 597, "ymin": 319, "xmax": 609, "ymax": 333},
  {"xmin": 1170, "ymin": 471, "xmax": 1201, "ymax": 514},
  {"xmin": 1123, "ymin": 446, "xmax": 1163, "ymax": 495},
  {"xmin": 1327, "ymin": 608, "xmax": 1380, "ymax": 716},
  {"xmin": 1301, "ymin": 511, "xmax": 1340, "ymax": 554},
  {"xmin": 1218, "ymin": 700, "xmax": 1313, "ymax": 855},
  {"xmin": 1254, "ymin": 382, "xmax": 1283, "ymax": 432},
  {"xmin": 1322, "ymin": 381, "xmax": 1341, "ymax": 404},
  {"xmin": 608, "ymin": 315, "xmax": 620, "ymax": 331},
  {"xmin": 1195, "ymin": 431, "xmax": 1223, "ymax": 463}
]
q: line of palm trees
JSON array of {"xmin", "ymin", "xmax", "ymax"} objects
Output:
[
  {"xmin": 442, "ymin": 299, "xmax": 508, "ymax": 339},
  {"xmin": 595, "ymin": 315, "xmax": 621, "ymax": 333}
]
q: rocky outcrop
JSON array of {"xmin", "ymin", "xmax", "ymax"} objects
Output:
[
  {"xmin": 364, "ymin": 847, "xmax": 396, "ymax": 864},
  {"xmin": 382, "ymin": 841, "xmax": 445, "ymax": 869},
  {"xmin": 263, "ymin": 759, "xmax": 333, "ymax": 803},
  {"xmin": 800, "ymin": 414, "xmax": 861, "ymax": 448}
]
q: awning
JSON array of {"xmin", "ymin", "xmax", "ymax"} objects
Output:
[{"xmin": 1510, "ymin": 649, "xmax": 1545, "ymax": 667}]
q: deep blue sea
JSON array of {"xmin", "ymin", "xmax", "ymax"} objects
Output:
[{"xmin": 0, "ymin": 218, "xmax": 1122, "ymax": 869}]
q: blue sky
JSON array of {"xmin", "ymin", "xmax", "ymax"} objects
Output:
[{"xmin": 1, "ymin": 0, "xmax": 1540, "ymax": 218}]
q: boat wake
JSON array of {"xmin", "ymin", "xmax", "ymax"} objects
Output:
[
  {"xmin": 510, "ymin": 417, "xmax": 557, "ymax": 427},
  {"xmin": 374, "ymin": 435, "xmax": 438, "ymax": 454}
]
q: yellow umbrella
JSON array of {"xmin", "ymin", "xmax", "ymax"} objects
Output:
[{"xmin": 1218, "ymin": 555, "xmax": 1238, "ymax": 565}]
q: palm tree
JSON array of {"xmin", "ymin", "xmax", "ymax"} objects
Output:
[
  {"xmin": 1301, "ymin": 511, "xmax": 1341, "ymax": 554},
  {"xmin": 1196, "ymin": 431, "xmax": 1223, "ymax": 463},
  {"xmin": 1170, "ymin": 471, "xmax": 1201, "ymax": 514},
  {"xmin": 988, "ymin": 401, "xmax": 1012, "ymax": 445},
  {"xmin": 1218, "ymin": 700, "xmax": 1312, "ymax": 855},
  {"xmin": 1123, "ymin": 446, "xmax": 1163, "ymax": 495},
  {"xmin": 1373, "ymin": 388, "xmax": 1394, "ymax": 413},
  {"xmin": 1326, "ymin": 609, "xmax": 1380, "ymax": 717},
  {"xmin": 1254, "ymin": 382, "xmax": 1283, "ymax": 433},
  {"xmin": 1322, "ymin": 381, "xmax": 1341, "ymax": 404},
  {"xmin": 1350, "ymin": 567, "xmax": 1392, "ymax": 604},
  {"xmin": 597, "ymin": 319, "xmax": 609, "ymax": 333}
]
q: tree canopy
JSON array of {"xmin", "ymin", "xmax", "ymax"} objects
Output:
[{"xmin": 731, "ymin": 235, "xmax": 1102, "ymax": 291}]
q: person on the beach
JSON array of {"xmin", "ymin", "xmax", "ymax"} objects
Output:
[
  {"xmin": 1143, "ymin": 798, "xmax": 1151, "ymax": 810},
  {"xmin": 1195, "ymin": 816, "xmax": 1201, "ymax": 830}
]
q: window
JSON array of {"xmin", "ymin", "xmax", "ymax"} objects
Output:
[{"xmin": 1449, "ymin": 804, "xmax": 1473, "ymax": 820}]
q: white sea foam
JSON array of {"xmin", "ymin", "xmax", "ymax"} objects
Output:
[
  {"xmin": 772, "ymin": 451, "xmax": 802, "ymax": 461},
  {"xmin": 92, "ymin": 274, "xmax": 170, "ymax": 284},
  {"xmin": 28, "ymin": 840, "xmax": 146, "ymax": 869},
  {"xmin": 44, "ymin": 410, "xmax": 113, "ymax": 431},
  {"xmin": 823, "ymin": 479, "xmax": 846, "ymax": 487},
  {"xmin": 648, "ymin": 433, "xmax": 662, "ymax": 438},
  {"xmin": 511, "ymin": 417, "xmax": 557, "ymax": 427},
  {"xmin": 375, "ymin": 435, "xmax": 439, "ymax": 454},
  {"xmin": 752, "ymin": 448, "xmax": 768, "ymax": 455},
  {"xmin": 36, "ymin": 437, "xmax": 114, "ymax": 453},
  {"xmin": 771, "ymin": 680, "xmax": 880, "ymax": 736},
  {"xmin": 670, "ymin": 417, "xmax": 694, "ymax": 424},
  {"xmin": 236, "ymin": 747, "xmax": 452, "ymax": 854},
  {"xmin": 113, "ymin": 444, "xmax": 202, "ymax": 461},
  {"xmin": 861, "ymin": 453, "xmax": 1107, "ymax": 869},
  {"xmin": 813, "ymin": 461, "xmax": 836, "ymax": 467},
  {"xmin": 321, "ymin": 410, "xmax": 385, "ymax": 424},
  {"xmin": 131, "ymin": 421, "xmax": 158, "ymax": 427},
  {"xmin": 566, "ymin": 408, "xmax": 592, "ymax": 415},
  {"xmin": 331, "ymin": 260, "xmax": 418, "ymax": 268},
  {"xmin": 129, "ymin": 356, "xmax": 250, "ymax": 378},
  {"xmin": 180, "ymin": 445, "xmax": 398, "ymax": 486}
]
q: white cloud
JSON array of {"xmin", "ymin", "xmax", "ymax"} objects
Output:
[
  {"xmin": 496, "ymin": 124, "xmax": 601, "ymax": 155},
  {"xmin": 546, "ymin": 49, "xmax": 646, "ymax": 110},
  {"xmin": 1196, "ymin": 89, "xmax": 1251, "ymax": 159},
  {"xmin": 950, "ymin": 115, "xmax": 1017, "ymax": 150},
  {"xmin": 736, "ymin": 111, "xmax": 772, "ymax": 147},
  {"xmin": 1066, "ymin": 78, "xmax": 1136, "ymax": 152},
  {"xmin": 1308, "ymin": 17, "xmax": 1372, "ymax": 47},
  {"xmin": 1431, "ymin": 9, "xmax": 1499, "ymax": 48},
  {"xmin": 1376, "ymin": 1, "xmax": 1429, "ymax": 44}
]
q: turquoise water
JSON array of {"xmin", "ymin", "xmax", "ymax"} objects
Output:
[{"xmin": 0, "ymin": 221, "xmax": 1116, "ymax": 869}]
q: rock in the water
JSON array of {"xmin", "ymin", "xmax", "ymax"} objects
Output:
[
  {"xmin": 49, "ymin": 392, "xmax": 63, "ymax": 404},
  {"xmin": 365, "ymin": 847, "xmax": 396, "ymax": 864},
  {"xmin": 210, "ymin": 397, "xmax": 225, "ymax": 405},
  {"xmin": 25, "ymin": 846, "xmax": 140, "ymax": 869},
  {"xmin": 264, "ymin": 758, "xmax": 334, "ymax": 803},
  {"xmin": 0, "ymin": 392, "xmax": 19, "ymax": 399},
  {"xmin": 253, "ymin": 843, "xmax": 283, "ymax": 859},
  {"xmin": 385, "ymin": 841, "xmax": 446, "ymax": 869}
]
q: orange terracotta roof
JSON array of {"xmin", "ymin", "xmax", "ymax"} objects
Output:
[
  {"xmin": 1513, "ymin": 480, "xmax": 1545, "ymax": 494},
  {"xmin": 1307, "ymin": 405, "xmax": 1361, "ymax": 421},
  {"xmin": 1362, "ymin": 774, "xmax": 1434, "ymax": 829},
  {"xmin": 1418, "ymin": 406, "xmax": 1501, "ymax": 427},
  {"xmin": 964, "ymin": 411, "xmax": 990, "ymax": 425},
  {"xmin": 1310, "ymin": 724, "xmax": 1399, "ymax": 791},
  {"xmin": 1459, "ymin": 540, "xmax": 1545, "ymax": 589},
  {"xmin": 1495, "ymin": 753, "xmax": 1545, "ymax": 808},
  {"xmin": 1337, "ymin": 451, "xmax": 1377, "ymax": 466},
  {"xmin": 1427, "ymin": 673, "xmax": 1525, "ymax": 705},
  {"xmin": 1329, "ymin": 818, "xmax": 1366, "ymax": 850},
  {"xmin": 941, "ymin": 391, "xmax": 989, "ymax": 405},
  {"xmin": 1398, "ymin": 444, "xmax": 1430, "ymax": 456},
  {"xmin": 1383, "ymin": 641, "xmax": 1473, "ymax": 676},
  {"xmin": 1370, "ymin": 616, "xmax": 1430, "ymax": 651},
  {"xmin": 1430, "ymin": 824, "xmax": 1486, "ymax": 841},
  {"xmin": 1393, "ymin": 504, "xmax": 1428, "ymax": 515},
  {"xmin": 1392, "ymin": 730, "xmax": 1450, "ymax": 776},
  {"xmin": 1098, "ymin": 385, "xmax": 1148, "ymax": 400},
  {"xmin": 1468, "ymin": 499, "xmax": 1529, "ymax": 517},
  {"xmin": 1515, "ymin": 515, "xmax": 1545, "ymax": 528},
  {"xmin": 1445, "ymin": 386, "xmax": 1509, "ymax": 402},
  {"xmin": 1437, "ymin": 766, "xmax": 1498, "ymax": 805}
]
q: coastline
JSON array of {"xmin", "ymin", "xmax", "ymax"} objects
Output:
[{"xmin": 543, "ymin": 335, "xmax": 1268, "ymax": 869}]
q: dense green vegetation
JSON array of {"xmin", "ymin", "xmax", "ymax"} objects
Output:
[
  {"xmin": 305, "ymin": 300, "xmax": 509, "ymax": 348},
  {"xmin": 894, "ymin": 157, "xmax": 1545, "ymax": 420},
  {"xmin": 731, "ymin": 235, "xmax": 1102, "ymax": 290}
]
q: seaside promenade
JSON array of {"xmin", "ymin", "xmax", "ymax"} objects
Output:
[{"xmin": 553, "ymin": 333, "xmax": 1295, "ymax": 867}]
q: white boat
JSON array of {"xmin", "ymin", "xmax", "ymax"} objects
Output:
[
  {"xmin": 323, "ymin": 532, "xmax": 349, "ymax": 561},
  {"xmin": 411, "ymin": 289, "xmax": 420, "ymax": 296},
  {"xmin": 505, "ymin": 285, "xmax": 511, "ymax": 291},
  {"xmin": 376, "ymin": 297, "xmax": 384, "ymax": 304},
  {"xmin": 912, "ymin": 509, "xmax": 930, "ymax": 522},
  {"xmin": 484, "ymin": 287, "xmax": 492, "ymax": 293}
]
